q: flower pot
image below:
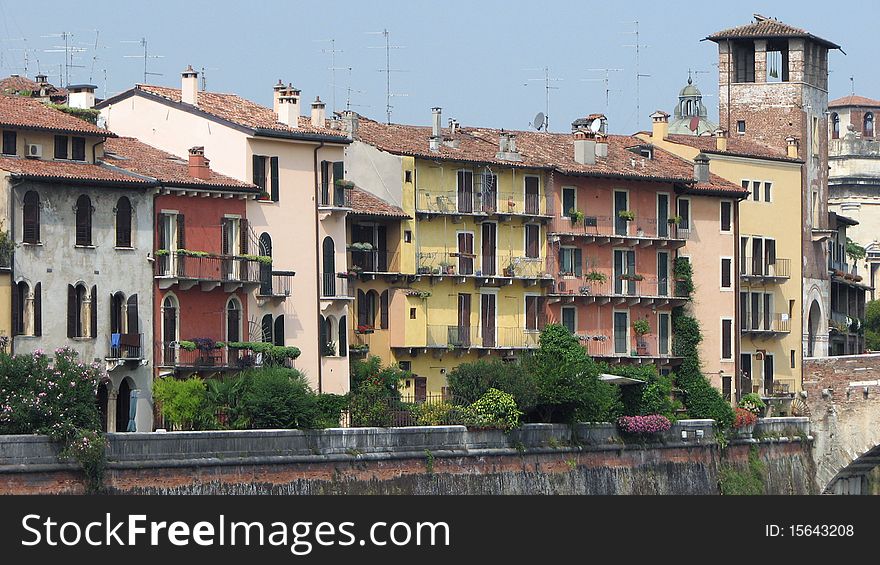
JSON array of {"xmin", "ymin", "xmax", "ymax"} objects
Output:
[{"xmin": 735, "ymin": 423, "xmax": 756, "ymax": 438}]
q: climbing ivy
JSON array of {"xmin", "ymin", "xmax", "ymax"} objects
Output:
[{"xmin": 718, "ymin": 445, "xmax": 766, "ymax": 495}]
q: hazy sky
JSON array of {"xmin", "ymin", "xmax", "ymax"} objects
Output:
[{"xmin": 0, "ymin": 1, "xmax": 870, "ymax": 134}]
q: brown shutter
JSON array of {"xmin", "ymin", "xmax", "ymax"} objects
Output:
[
  {"xmin": 338, "ymin": 315, "xmax": 347, "ymax": 355},
  {"xmin": 221, "ymin": 218, "xmax": 230, "ymax": 255},
  {"xmin": 33, "ymin": 282, "xmax": 41, "ymax": 336},
  {"xmin": 176, "ymin": 214, "xmax": 185, "ymax": 249},
  {"xmin": 67, "ymin": 285, "xmax": 76, "ymax": 338},
  {"xmin": 127, "ymin": 294, "xmax": 139, "ymax": 334},
  {"xmin": 357, "ymin": 289, "xmax": 367, "ymax": 327},
  {"xmin": 274, "ymin": 315, "xmax": 285, "ymax": 346},
  {"xmin": 157, "ymin": 213, "xmax": 167, "ymax": 250},
  {"xmin": 270, "ymin": 156, "xmax": 279, "ymax": 202},
  {"xmin": 90, "ymin": 285, "xmax": 97, "ymax": 339},
  {"xmin": 10, "ymin": 282, "xmax": 19, "ymax": 336},
  {"xmin": 380, "ymin": 290, "xmax": 389, "ymax": 330},
  {"xmin": 240, "ymin": 218, "xmax": 249, "ymax": 255}
]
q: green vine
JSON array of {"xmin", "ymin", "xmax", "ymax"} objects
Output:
[{"xmin": 718, "ymin": 445, "xmax": 766, "ymax": 495}]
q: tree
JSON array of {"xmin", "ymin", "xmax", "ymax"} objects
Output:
[
  {"xmin": 846, "ymin": 238, "xmax": 866, "ymax": 262},
  {"xmin": 446, "ymin": 359, "xmax": 538, "ymax": 412},
  {"xmin": 866, "ymin": 300, "xmax": 880, "ymax": 351}
]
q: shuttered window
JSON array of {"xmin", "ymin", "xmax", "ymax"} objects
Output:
[
  {"xmin": 33, "ymin": 283, "xmax": 41, "ymax": 336},
  {"xmin": 525, "ymin": 296, "xmax": 539, "ymax": 331},
  {"xmin": 721, "ymin": 258, "xmax": 732, "ymax": 289},
  {"xmin": 71, "ymin": 137, "xmax": 86, "ymax": 161},
  {"xmin": 2, "ymin": 130, "xmax": 16, "ymax": 155},
  {"xmin": 270, "ymin": 156, "xmax": 280, "ymax": 202},
  {"xmin": 116, "ymin": 197, "xmax": 132, "ymax": 247},
  {"xmin": 720, "ymin": 201, "xmax": 732, "ymax": 232},
  {"xmin": 721, "ymin": 319, "xmax": 733, "ymax": 360},
  {"xmin": 126, "ymin": 295, "xmax": 138, "ymax": 334},
  {"xmin": 54, "ymin": 135, "xmax": 68, "ymax": 159},
  {"xmin": 338, "ymin": 315, "xmax": 347, "ymax": 355},
  {"xmin": 525, "ymin": 224, "xmax": 539, "ymax": 259},
  {"xmin": 380, "ymin": 290, "xmax": 389, "ymax": 330},
  {"xmin": 75, "ymin": 195, "xmax": 92, "ymax": 246},
  {"xmin": 252, "ymin": 155, "xmax": 267, "ymax": 190},
  {"xmin": 273, "ymin": 315, "xmax": 285, "ymax": 346},
  {"xmin": 22, "ymin": 191, "xmax": 39, "ymax": 244},
  {"xmin": 262, "ymin": 314, "xmax": 273, "ymax": 343}
]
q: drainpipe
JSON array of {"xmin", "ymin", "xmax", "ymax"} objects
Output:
[
  {"xmin": 313, "ymin": 141, "xmax": 325, "ymax": 393},
  {"xmin": 733, "ymin": 196, "xmax": 741, "ymax": 402},
  {"xmin": 8, "ymin": 178, "xmax": 18, "ymax": 355}
]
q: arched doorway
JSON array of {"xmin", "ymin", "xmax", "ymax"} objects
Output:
[
  {"xmin": 259, "ymin": 233, "xmax": 273, "ymax": 295},
  {"xmin": 96, "ymin": 380, "xmax": 109, "ymax": 432},
  {"xmin": 807, "ymin": 300, "xmax": 822, "ymax": 357},
  {"xmin": 116, "ymin": 378, "xmax": 133, "ymax": 432}
]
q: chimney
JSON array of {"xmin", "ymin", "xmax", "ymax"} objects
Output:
[
  {"xmin": 498, "ymin": 133, "xmax": 509, "ymax": 153},
  {"xmin": 277, "ymin": 85, "xmax": 301, "ymax": 127},
  {"xmin": 188, "ymin": 146, "xmax": 211, "ymax": 180},
  {"xmin": 694, "ymin": 153, "xmax": 710, "ymax": 183},
  {"xmin": 650, "ymin": 111, "xmax": 670, "ymax": 140},
  {"xmin": 181, "ymin": 65, "xmax": 199, "ymax": 106},
  {"xmin": 67, "ymin": 84, "xmax": 97, "ymax": 109},
  {"xmin": 35, "ymin": 73, "xmax": 47, "ymax": 84},
  {"xmin": 311, "ymin": 96, "xmax": 326, "ymax": 128},
  {"xmin": 507, "ymin": 134, "xmax": 517, "ymax": 153},
  {"xmin": 596, "ymin": 133, "xmax": 609, "ymax": 158},
  {"xmin": 786, "ymin": 136, "xmax": 799, "ymax": 158},
  {"xmin": 714, "ymin": 128, "xmax": 728, "ymax": 151},
  {"xmin": 429, "ymin": 107, "xmax": 442, "ymax": 151},
  {"xmin": 272, "ymin": 79, "xmax": 286, "ymax": 113},
  {"xmin": 341, "ymin": 110, "xmax": 359, "ymax": 139},
  {"xmin": 573, "ymin": 130, "xmax": 597, "ymax": 165}
]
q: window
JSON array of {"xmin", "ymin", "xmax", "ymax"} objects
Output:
[
  {"xmin": 75, "ymin": 195, "xmax": 92, "ymax": 246},
  {"xmin": 274, "ymin": 315, "xmax": 285, "ymax": 346},
  {"xmin": 67, "ymin": 283, "xmax": 96, "ymax": 338},
  {"xmin": 321, "ymin": 236, "xmax": 335, "ymax": 296},
  {"xmin": 721, "ymin": 319, "xmax": 733, "ymax": 360},
  {"xmin": 252, "ymin": 155, "xmax": 267, "ymax": 190},
  {"xmin": 741, "ymin": 179, "xmax": 749, "ymax": 197},
  {"xmin": 677, "ymin": 198, "xmax": 690, "ymax": 231},
  {"xmin": 562, "ymin": 187, "xmax": 576, "ymax": 219},
  {"xmin": 525, "ymin": 295, "xmax": 540, "ymax": 331},
  {"xmin": 54, "ymin": 135, "xmax": 68, "ymax": 159},
  {"xmin": 225, "ymin": 297, "xmax": 242, "ymax": 343},
  {"xmin": 456, "ymin": 170, "xmax": 474, "ymax": 213},
  {"xmin": 320, "ymin": 160, "xmax": 345, "ymax": 207},
  {"xmin": 733, "ymin": 41, "xmax": 755, "ymax": 83},
  {"xmin": 258, "ymin": 233, "xmax": 273, "ymax": 294},
  {"xmin": 764, "ymin": 182, "xmax": 772, "ymax": 202},
  {"xmin": 831, "ymin": 113, "xmax": 840, "ymax": 139},
  {"xmin": 721, "ymin": 258, "xmax": 732, "ymax": 289},
  {"xmin": 865, "ymin": 112, "xmax": 875, "ymax": 138},
  {"xmin": 525, "ymin": 224, "xmax": 540, "ymax": 259},
  {"xmin": 404, "ymin": 230, "xmax": 412, "ymax": 243},
  {"xmin": 736, "ymin": 120, "xmax": 746, "ymax": 134},
  {"xmin": 561, "ymin": 306, "xmax": 576, "ymax": 334},
  {"xmin": 790, "ymin": 349, "xmax": 796, "ymax": 369},
  {"xmin": 357, "ymin": 289, "xmax": 380, "ymax": 328},
  {"xmin": 404, "ymin": 170, "xmax": 412, "ymax": 183},
  {"xmin": 22, "ymin": 191, "xmax": 40, "ymax": 244},
  {"xmin": 380, "ymin": 290, "xmax": 389, "ymax": 330},
  {"xmin": 410, "ymin": 308, "xmax": 417, "ymax": 320},
  {"xmin": 812, "ymin": 116, "xmax": 820, "ymax": 156},
  {"xmin": 720, "ymin": 201, "xmax": 732, "ymax": 233},
  {"xmin": 765, "ymin": 41, "xmax": 789, "ymax": 82},
  {"xmin": 558, "ymin": 247, "xmax": 582, "ymax": 276},
  {"xmin": 2, "ymin": 130, "xmax": 15, "ymax": 155},
  {"xmin": 71, "ymin": 137, "xmax": 86, "ymax": 161},
  {"xmin": 658, "ymin": 312, "xmax": 670, "ymax": 355},
  {"xmin": 613, "ymin": 311, "xmax": 629, "ymax": 354},
  {"xmin": 338, "ymin": 315, "xmax": 347, "ymax": 356},
  {"xmin": 12, "ymin": 281, "xmax": 40, "ymax": 337},
  {"xmin": 115, "ymin": 197, "xmax": 132, "ymax": 247},
  {"xmin": 752, "ymin": 181, "xmax": 760, "ymax": 202},
  {"xmin": 524, "ymin": 176, "xmax": 539, "ymax": 214},
  {"xmin": 255, "ymin": 155, "xmax": 281, "ymax": 201},
  {"xmin": 457, "ymin": 231, "xmax": 474, "ymax": 275},
  {"xmin": 657, "ymin": 251, "xmax": 669, "ymax": 296},
  {"xmin": 261, "ymin": 314, "xmax": 273, "ymax": 343},
  {"xmin": 269, "ymin": 156, "xmax": 279, "ymax": 201}
]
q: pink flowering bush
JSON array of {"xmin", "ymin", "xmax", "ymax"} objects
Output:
[{"xmin": 617, "ymin": 414, "xmax": 672, "ymax": 434}]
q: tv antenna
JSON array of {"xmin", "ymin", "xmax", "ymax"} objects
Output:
[
  {"xmin": 121, "ymin": 37, "xmax": 164, "ymax": 83},
  {"xmin": 531, "ymin": 112, "xmax": 545, "ymax": 131},
  {"xmin": 367, "ymin": 29, "xmax": 408, "ymax": 124},
  {"xmin": 523, "ymin": 67, "xmax": 562, "ymax": 132},
  {"xmin": 343, "ymin": 67, "xmax": 368, "ymax": 111},
  {"xmin": 582, "ymin": 68, "xmax": 623, "ymax": 116},
  {"xmin": 316, "ymin": 38, "xmax": 344, "ymax": 113},
  {"xmin": 850, "ymin": 76, "xmax": 855, "ymax": 96},
  {"xmin": 42, "ymin": 31, "xmax": 86, "ymax": 86},
  {"xmin": 623, "ymin": 21, "xmax": 651, "ymax": 123},
  {"xmin": 200, "ymin": 66, "xmax": 220, "ymax": 91}
]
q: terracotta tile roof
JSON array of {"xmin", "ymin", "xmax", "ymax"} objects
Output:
[
  {"xmin": 103, "ymin": 137, "xmax": 258, "ymax": 190},
  {"xmin": 0, "ymin": 75, "xmax": 67, "ymax": 100},
  {"xmin": 0, "ymin": 155, "xmax": 149, "ymax": 185},
  {"xmin": 128, "ymin": 84, "xmax": 347, "ymax": 139},
  {"xmin": 663, "ymin": 133, "xmax": 801, "ymax": 162},
  {"xmin": 349, "ymin": 186, "xmax": 409, "ymax": 218},
  {"xmin": 829, "ymin": 95, "xmax": 880, "ymax": 108},
  {"xmin": 706, "ymin": 16, "xmax": 840, "ymax": 49},
  {"xmin": 0, "ymin": 93, "xmax": 110, "ymax": 136}
]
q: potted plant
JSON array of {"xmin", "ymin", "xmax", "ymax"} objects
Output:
[
  {"xmin": 633, "ymin": 319, "xmax": 650, "ymax": 355},
  {"xmin": 356, "ymin": 324, "xmax": 375, "ymax": 335},
  {"xmin": 503, "ymin": 260, "xmax": 517, "ymax": 277},
  {"xmin": 618, "ymin": 210, "xmax": 635, "ymax": 222},
  {"xmin": 738, "ymin": 393, "xmax": 766, "ymax": 418},
  {"xmin": 733, "ymin": 407, "xmax": 758, "ymax": 438},
  {"xmin": 334, "ymin": 179, "xmax": 355, "ymax": 189},
  {"xmin": 568, "ymin": 208, "xmax": 585, "ymax": 225},
  {"xmin": 667, "ymin": 214, "xmax": 682, "ymax": 226},
  {"xmin": 257, "ymin": 191, "xmax": 271, "ymax": 201},
  {"xmin": 630, "ymin": 273, "xmax": 644, "ymax": 282}
]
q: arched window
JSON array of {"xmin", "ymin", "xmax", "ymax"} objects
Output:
[
  {"xmin": 259, "ymin": 232, "xmax": 273, "ymax": 295},
  {"xmin": 110, "ymin": 291, "xmax": 126, "ymax": 335},
  {"xmin": 115, "ymin": 196, "xmax": 132, "ymax": 247},
  {"xmin": 338, "ymin": 315, "xmax": 347, "ymax": 356},
  {"xmin": 865, "ymin": 112, "xmax": 874, "ymax": 138},
  {"xmin": 273, "ymin": 315, "xmax": 285, "ymax": 346},
  {"xmin": 12, "ymin": 281, "xmax": 29, "ymax": 336},
  {"xmin": 22, "ymin": 191, "xmax": 40, "ymax": 244},
  {"xmin": 226, "ymin": 297, "xmax": 242, "ymax": 343},
  {"xmin": 831, "ymin": 113, "xmax": 840, "ymax": 139},
  {"xmin": 261, "ymin": 313, "xmax": 274, "ymax": 343},
  {"xmin": 68, "ymin": 282, "xmax": 95, "ymax": 338},
  {"xmin": 322, "ymin": 236, "xmax": 335, "ymax": 296},
  {"xmin": 161, "ymin": 294, "xmax": 179, "ymax": 365},
  {"xmin": 326, "ymin": 315, "xmax": 337, "ymax": 356},
  {"xmin": 75, "ymin": 194, "xmax": 92, "ymax": 246}
]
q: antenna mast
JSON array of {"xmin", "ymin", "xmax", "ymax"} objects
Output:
[
  {"xmin": 623, "ymin": 21, "xmax": 651, "ymax": 124},
  {"xmin": 42, "ymin": 31, "xmax": 85, "ymax": 87},
  {"xmin": 122, "ymin": 37, "xmax": 164, "ymax": 83},
  {"xmin": 583, "ymin": 68, "xmax": 623, "ymax": 116},
  {"xmin": 524, "ymin": 67, "xmax": 562, "ymax": 132},
  {"xmin": 316, "ymin": 38, "xmax": 344, "ymax": 113},
  {"xmin": 368, "ymin": 29, "xmax": 407, "ymax": 124}
]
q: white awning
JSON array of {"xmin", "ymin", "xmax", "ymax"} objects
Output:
[{"xmin": 599, "ymin": 373, "xmax": 646, "ymax": 386}]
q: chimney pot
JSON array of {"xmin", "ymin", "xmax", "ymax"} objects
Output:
[
  {"xmin": 277, "ymin": 89, "xmax": 301, "ymax": 127},
  {"xmin": 181, "ymin": 65, "xmax": 199, "ymax": 106},
  {"xmin": 273, "ymin": 79, "xmax": 286, "ymax": 113},
  {"xmin": 574, "ymin": 133, "xmax": 597, "ymax": 165},
  {"xmin": 786, "ymin": 136, "xmax": 799, "ymax": 158},
  {"xmin": 188, "ymin": 146, "xmax": 211, "ymax": 180},
  {"xmin": 311, "ymin": 96, "xmax": 326, "ymax": 128},
  {"xmin": 694, "ymin": 153, "xmax": 710, "ymax": 183},
  {"xmin": 431, "ymin": 107, "xmax": 442, "ymax": 139},
  {"xmin": 596, "ymin": 134, "xmax": 609, "ymax": 158},
  {"xmin": 714, "ymin": 128, "xmax": 728, "ymax": 151},
  {"xmin": 650, "ymin": 110, "xmax": 670, "ymax": 140},
  {"xmin": 342, "ymin": 110, "xmax": 359, "ymax": 139}
]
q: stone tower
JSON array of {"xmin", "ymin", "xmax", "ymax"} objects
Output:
[{"xmin": 707, "ymin": 14, "xmax": 842, "ymax": 358}]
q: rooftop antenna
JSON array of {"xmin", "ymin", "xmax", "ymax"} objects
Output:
[
  {"xmin": 121, "ymin": 37, "xmax": 164, "ymax": 83},
  {"xmin": 199, "ymin": 66, "xmax": 220, "ymax": 91},
  {"xmin": 86, "ymin": 29, "xmax": 110, "ymax": 84},
  {"xmin": 523, "ymin": 66, "xmax": 562, "ymax": 132},
  {"xmin": 367, "ymin": 29, "xmax": 408, "ymax": 124},
  {"xmin": 531, "ymin": 112, "xmax": 545, "ymax": 131},
  {"xmin": 850, "ymin": 76, "xmax": 855, "ymax": 95},
  {"xmin": 343, "ymin": 67, "xmax": 368, "ymax": 111},
  {"xmin": 582, "ymin": 68, "xmax": 623, "ymax": 116},
  {"xmin": 42, "ymin": 31, "xmax": 86, "ymax": 86},
  {"xmin": 315, "ymin": 38, "xmax": 344, "ymax": 113},
  {"xmin": 623, "ymin": 21, "xmax": 651, "ymax": 124}
]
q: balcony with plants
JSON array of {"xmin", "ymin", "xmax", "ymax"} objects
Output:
[
  {"xmin": 415, "ymin": 188, "xmax": 553, "ymax": 220},
  {"xmin": 346, "ymin": 242, "xmax": 401, "ymax": 276},
  {"xmin": 154, "ymin": 249, "xmax": 265, "ymax": 291},
  {"xmin": 550, "ymin": 269, "xmax": 687, "ymax": 306},
  {"xmin": 319, "ymin": 179, "xmax": 354, "ymax": 211},
  {"xmin": 549, "ymin": 208, "xmax": 689, "ymax": 247},
  {"xmin": 156, "ymin": 338, "xmax": 301, "ymax": 372},
  {"xmin": 424, "ymin": 325, "xmax": 541, "ymax": 350}
]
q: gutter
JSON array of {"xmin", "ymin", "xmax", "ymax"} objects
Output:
[{"xmin": 313, "ymin": 141, "xmax": 325, "ymax": 394}]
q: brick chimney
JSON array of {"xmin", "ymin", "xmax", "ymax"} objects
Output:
[
  {"xmin": 694, "ymin": 152, "xmax": 710, "ymax": 183},
  {"xmin": 311, "ymin": 96, "xmax": 326, "ymax": 128},
  {"xmin": 650, "ymin": 111, "xmax": 670, "ymax": 140},
  {"xmin": 272, "ymin": 79, "xmax": 286, "ymax": 113},
  {"xmin": 714, "ymin": 128, "xmax": 728, "ymax": 151},
  {"xmin": 188, "ymin": 146, "xmax": 210, "ymax": 180},
  {"xmin": 277, "ymin": 85, "xmax": 301, "ymax": 127},
  {"xmin": 181, "ymin": 65, "xmax": 199, "ymax": 106}
]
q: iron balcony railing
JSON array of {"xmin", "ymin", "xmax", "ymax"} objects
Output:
[
  {"xmin": 766, "ymin": 378, "xmax": 797, "ymax": 397},
  {"xmin": 573, "ymin": 334, "xmax": 674, "ymax": 359},
  {"xmin": 425, "ymin": 325, "xmax": 541, "ymax": 349},
  {"xmin": 740, "ymin": 257, "xmax": 791, "ymax": 279},
  {"xmin": 155, "ymin": 253, "xmax": 262, "ymax": 284},
  {"xmin": 321, "ymin": 272, "xmax": 354, "ymax": 299},
  {"xmin": 417, "ymin": 250, "xmax": 549, "ymax": 279},
  {"xmin": 108, "ymin": 333, "xmax": 143, "ymax": 360},
  {"xmin": 157, "ymin": 342, "xmax": 246, "ymax": 370},
  {"xmin": 551, "ymin": 274, "xmax": 687, "ymax": 299},
  {"xmin": 348, "ymin": 249, "xmax": 401, "ymax": 273},
  {"xmin": 319, "ymin": 183, "xmax": 353, "ymax": 209},
  {"xmin": 549, "ymin": 214, "xmax": 690, "ymax": 240},
  {"xmin": 258, "ymin": 270, "xmax": 294, "ymax": 298},
  {"xmin": 416, "ymin": 190, "xmax": 552, "ymax": 217},
  {"xmin": 740, "ymin": 312, "xmax": 792, "ymax": 334}
]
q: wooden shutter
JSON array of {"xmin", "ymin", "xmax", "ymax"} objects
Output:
[
  {"xmin": 274, "ymin": 315, "xmax": 285, "ymax": 346},
  {"xmin": 10, "ymin": 282, "xmax": 19, "ymax": 336},
  {"xmin": 221, "ymin": 218, "xmax": 230, "ymax": 255},
  {"xmin": 126, "ymin": 294, "xmax": 139, "ymax": 334},
  {"xmin": 67, "ymin": 285, "xmax": 76, "ymax": 338},
  {"xmin": 33, "ymin": 282, "xmax": 41, "ymax": 336},
  {"xmin": 252, "ymin": 154, "xmax": 264, "ymax": 188},
  {"xmin": 357, "ymin": 289, "xmax": 367, "ymax": 327},
  {"xmin": 23, "ymin": 192, "xmax": 39, "ymax": 244},
  {"xmin": 574, "ymin": 248, "xmax": 583, "ymax": 276},
  {"xmin": 319, "ymin": 315, "xmax": 327, "ymax": 354},
  {"xmin": 116, "ymin": 198, "xmax": 132, "ymax": 247},
  {"xmin": 262, "ymin": 314, "xmax": 273, "ymax": 343},
  {"xmin": 157, "ymin": 213, "xmax": 167, "ymax": 250},
  {"xmin": 333, "ymin": 161, "xmax": 344, "ymax": 183},
  {"xmin": 239, "ymin": 218, "xmax": 249, "ymax": 255},
  {"xmin": 270, "ymin": 156, "xmax": 279, "ymax": 201},
  {"xmin": 320, "ymin": 160, "xmax": 330, "ymax": 203},
  {"xmin": 338, "ymin": 315, "xmax": 347, "ymax": 355},
  {"xmin": 526, "ymin": 296, "xmax": 538, "ymax": 331},
  {"xmin": 90, "ymin": 285, "xmax": 97, "ymax": 338},
  {"xmin": 176, "ymin": 214, "xmax": 185, "ymax": 249},
  {"xmin": 380, "ymin": 290, "xmax": 389, "ymax": 330}
]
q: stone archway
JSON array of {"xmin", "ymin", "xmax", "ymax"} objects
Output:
[
  {"xmin": 807, "ymin": 300, "xmax": 822, "ymax": 358},
  {"xmin": 115, "ymin": 377, "xmax": 133, "ymax": 432}
]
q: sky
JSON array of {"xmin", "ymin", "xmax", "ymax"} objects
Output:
[{"xmin": 0, "ymin": 1, "xmax": 872, "ymax": 134}]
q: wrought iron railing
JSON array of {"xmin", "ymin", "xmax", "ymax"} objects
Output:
[
  {"xmin": 741, "ymin": 257, "xmax": 791, "ymax": 279},
  {"xmin": 108, "ymin": 333, "xmax": 143, "ymax": 360},
  {"xmin": 155, "ymin": 253, "xmax": 261, "ymax": 283},
  {"xmin": 549, "ymin": 214, "xmax": 690, "ymax": 240}
]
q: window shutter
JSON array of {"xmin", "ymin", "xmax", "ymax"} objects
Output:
[
  {"xmin": 157, "ymin": 213, "xmax": 167, "ymax": 250},
  {"xmin": 558, "ymin": 248, "xmax": 564, "ymax": 272},
  {"xmin": 176, "ymin": 214, "xmax": 185, "ymax": 249},
  {"xmin": 127, "ymin": 294, "xmax": 139, "ymax": 334},
  {"xmin": 270, "ymin": 157, "xmax": 279, "ymax": 202},
  {"xmin": 240, "ymin": 218, "xmax": 249, "ymax": 255},
  {"xmin": 252, "ymin": 154, "xmax": 264, "ymax": 188},
  {"xmin": 23, "ymin": 192, "xmax": 40, "ymax": 244},
  {"xmin": 33, "ymin": 282, "xmax": 41, "ymax": 337},
  {"xmin": 274, "ymin": 315, "xmax": 285, "ymax": 346},
  {"xmin": 338, "ymin": 315, "xmax": 347, "ymax": 355},
  {"xmin": 67, "ymin": 284, "xmax": 76, "ymax": 338},
  {"xmin": 90, "ymin": 285, "xmax": 97, "ymax": 339},
  {"xmin": 11, "ymin": 282, "xmax": 19, "ymax": 336},
  {"xmin": 574, "ymin": 248, "xmax": 583, "ymax": 276},
  {"xmin": 221, "ymin": 218, "xmax": 230, "ymax": 255},
  {"xmin": 320, "ymin": 160, "xmax": 330, "ymax": 203},
  {"xmin": 380, "ymin": 290, "xmax": 389, "ymax": 330},
  {"xmin": 357, "ymin": 289, "xmax": 367, "ymax": 327},
  {"xmin": 319, "ymin": 316, "xmax": 327, "ymax": 354},
  {"xmin": 262, "ymin": 314, "xmax": 273, "ymax": 343}
]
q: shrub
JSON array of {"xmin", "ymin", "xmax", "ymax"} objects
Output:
[
  {"xmin": 60, "ymin": 429, "xmax": 107, "ymax": 493},
  {"xmin": 738, "ymin": 393, "xmax": 766, "ymax": 416},
  {"xmin": 617, "ymin": 414, "xmax": 671, "ymax": 434},
  {"xmin": 315, "ymin": 393, "xmax": 348, "ymax": 428},
  {"xmin": 412, "ymin": 401, "xmax": 458, "ymax": 426},
  {"xmin": 239, "ymin": 368, "xmax": 318, "ymax": 429},
  {"xmin": 446, "ymin": 359, "xmax": 538, "ymax": 412},
  {"xmin": 153, "ymin": 377, "xmax": 216, "ymax": 431},
  {"xmin": 468, "ymin": 388, "xmax": 522, "ymax": 431},
  {"xmin": 733, "ymin": 407, "xmax": 758, "ymax": 429}
]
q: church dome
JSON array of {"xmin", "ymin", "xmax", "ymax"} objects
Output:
[{"xmin": 679, "ymin": 78, "xmax": 701, "ymax": 98}]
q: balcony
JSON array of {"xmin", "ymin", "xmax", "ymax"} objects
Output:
[
  {"xmin": 257, "ymin": 270, "xmax": 295, "ymax": 301},
  {"xmin": 765, "ymin": 378, "xmax": 797, "ymax": 398},
  {"xmin": 549, "ymin": 275, "xmax": 688, "ymax": 307},
  {"xmin": 741, "ymin": 257, "xmax": 790, "ymax": 283},
  {"xmin": 549, "ymin": 215, "xmax": 689, "ymax": 248},
  {"xmin": 155, "ymin": 253, "xmax": 261, "ymax": 291},
  {"xmin": 829, "ymin": 260, "xmax": 868, "ymax": 287},
  {"xmin": 425, "ymin": 325, "xmax": 541, "ymax": 349},
  {"xmin": 740, "ymin": 312, "xmax": 792, "ymax": 336},
  {"xmin": 348, "ymin": 248, "xmax": 401, "ymax": 274},
  {"xmin": 415, "ymin": 190, "xmax": 552, "ymax": 220},
  {"xmin": 321, "ymin": 273, "xmax": 355, "ymax": 300},
  {"xmin": 319, "ymin": 181, "xmax": 353, "ymax": 211},
  {"xmin": 156, "ymin": 342, "xmax": 252, "ymax": 371},
  {"xmin": 415, "ymin": 250, "xmax": 550, "ymax": 284},
  {"xmin": 107, "ymin": 333, "xmax": 143, "ymax": 360},
  {"xmin": 573, "ymin": 334, "xmax": 679, "ymax": 363}
]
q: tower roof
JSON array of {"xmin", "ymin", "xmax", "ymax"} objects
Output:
[
  {"xmin": 679, "ymin": 77, "xmax": 701, "ymax": 98},
  {"xmin": 705, "ymin": 14, "xmax": 840, "ymax": 50}
]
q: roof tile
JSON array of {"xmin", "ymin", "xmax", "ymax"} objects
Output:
[
  {"xmin": 0, "ymin": 93, "xmax": 109, "ymax": 136},
  {"xmin": 349, "ymin": 186, "xmax": 409, "ymax": 218},
  {"xmin": 0, "ymin": 155, "xmax": 149, "ymax": 185},
  {"xmin": 706, "ymin": 16, "xmax": 839, "ymax": 49},
  {"xmin": 829, "ymin": 95, "xmax": 880, "ymax": 108}
]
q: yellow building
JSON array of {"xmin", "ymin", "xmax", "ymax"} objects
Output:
[
  {"xmin": 640, "ymin": 116, "xmax": 805, "ymax": 404},
  {"xmin": 344, "ymin": 110, "xmax": 552, "ymax": 398}
]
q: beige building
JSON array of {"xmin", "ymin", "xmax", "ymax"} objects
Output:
[{"xmin": 97, "ymin": 68, "xmax": 353, "ymax": 393}]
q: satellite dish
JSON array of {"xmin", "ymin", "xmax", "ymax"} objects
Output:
[
  {"xmin": 589, "ymin": 118, "xmax": 603, "ymax": 133},
  {"xmin": 533, "ymin": 112, "xmax": 545, "ymax": 131}
]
